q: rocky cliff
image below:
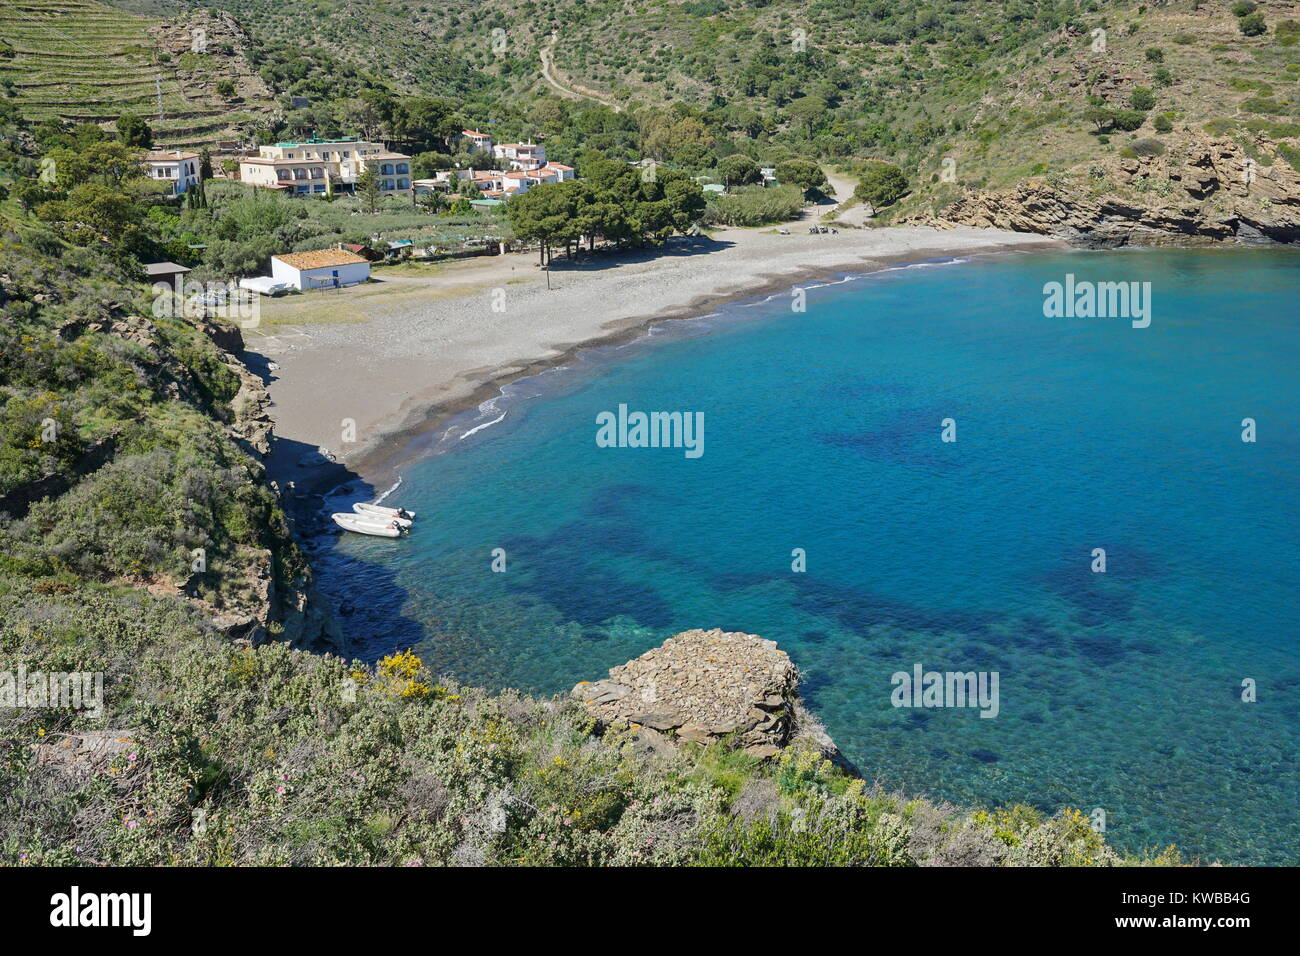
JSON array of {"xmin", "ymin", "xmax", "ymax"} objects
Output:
[
  {"xmin": 196, "ymin": 319, "xmax": 342, "ymax": 653},
  {"xmin": 907, "ymin": 138, "xmax": 1300, "ymax": 247},
  {"xmin": 573, "ymin": 628, "xmax": 840, "ymax": 763}
]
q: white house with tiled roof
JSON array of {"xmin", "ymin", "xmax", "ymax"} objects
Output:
[
  {"xmin": 270, "ymin": 249, "xmax": 371, "ymax": 290},
  {"xmin": 142, "ymin": 149, "xmax": 201, "ymax": 194},
  {"xmin": 459, "ymin": 129, "xmax": 493, "ymax": 152},
  {"xmin": 501, "ymin": 170, "xmax": 535, "ymax": 195},
  {"xmin": 541, "ymin": 163, "xmax": 576, "ymax": 181}
]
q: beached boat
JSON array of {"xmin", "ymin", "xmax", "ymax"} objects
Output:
[
  {"xmin": 332, "ymin": 513, "xmax": 405, "ymax": 538},
  {"xmin": 352, "ymin": 503, "xmax": 413, "ymax": 527},
  {"xmin": 353, "ymin": 502, "xmax": 416, "ymax": 522}
]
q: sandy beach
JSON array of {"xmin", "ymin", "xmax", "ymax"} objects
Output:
[{"xmin": 243, "ymin": 224, "xmax": 1065, "ymax": 489}]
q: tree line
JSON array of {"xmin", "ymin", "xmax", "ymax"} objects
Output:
[{"xmin": 506, "ymin": 153, "xmax": 707, "ymax": 264}]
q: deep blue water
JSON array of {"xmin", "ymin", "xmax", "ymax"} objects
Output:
[{"xmin": 312, "ymin": 248, "xmax": 1300, "ymax": 864}]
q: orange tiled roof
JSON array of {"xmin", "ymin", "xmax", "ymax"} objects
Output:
[{"xmin": 273, "ymin": 250, "xmax": 369, "ymax": 271}]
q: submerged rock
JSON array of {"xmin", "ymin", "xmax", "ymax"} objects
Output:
[{"xmin": 572, "ymin": 627, "xmax": 839, "ymax": 762}]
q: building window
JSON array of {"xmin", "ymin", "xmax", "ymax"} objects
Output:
[
  {"xmin": 381, "ymin": 164, "xmax": 393, "ymax": 175},
  {"xmin": 341, "ymin": 151, "xmax": 350, "ymax": 158},
  {"xmin": 382, "ymin": 180, "xmax": 395, "ymax": 191},
  {"xmin": 310, "ymin": 168, "xmax": 323, "ymax": 179},
  {"xmin": 277, "ymin": 170, "xmax": 292, "ymax": 181},
  {"xmin": 295, "ymin": 168, "xmax": 308, "ymax": 180},
  {"xmin": 313, "ymin": 184, "xmax": 325, "ymax": 192},
  {"xmin": 396, "ymin": 163, "xmax": 409, "ymax": 174},
  {"xmin": 397, "ymin": 178, "xmax": 409, "ymax": 189}
]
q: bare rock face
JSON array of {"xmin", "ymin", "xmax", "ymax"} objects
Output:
[
  {"xmin": 908, "ymin": 138, "xmax": 1300, "ymax": 246},
  {"xmin": 33, "ymin": 731, "xmax": 140, "ymax": 786},
  {"xmin": 573, "ymin": 628, "xmax": 830, "ymax": 760},
  {"xmin": 227, "ymin": 363, "xmax": 275, "ymax": 457}
]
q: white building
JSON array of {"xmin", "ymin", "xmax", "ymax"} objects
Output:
[
  {"xmin": 498, "ymin": 164, "xmax": 578, "ymax": 196},
  {"xmin": 270, "ymin": 249, "xmax": 371, "ymax": 290},
  {"xmin": 239, "ymin": 138, "xmax": 411, "ymax": 197},
  {"xmin": 459, "ymin": 129, "xmax": 493, "ymax": 153},
  {"xmin": 142, "ymin": 150, "xmax": 201, "ymax": 194},
  {"xmin": 492, "ymin": 142, "xmax": 546, "ymax": 170}
]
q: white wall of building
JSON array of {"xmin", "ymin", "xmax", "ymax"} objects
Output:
[{"xmin": 270, "ymin": 259, "xmax": 371, "ymax": 290}]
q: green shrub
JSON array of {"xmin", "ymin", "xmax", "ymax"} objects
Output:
[
  {"xmin": 1242, "ymin": 96, "xmax": 1287, "ymax": 114},
  {"xmin": 1239, "ymin": 12, "xmax": 1267, "ymax": 37},
  {"xmin": 1113, "ymin": 108, "xmax": 1147, "ymax": 131},
  {"xmin": 1130, "ymin": 87, "xmax": 1156, "ymax": 111},
  {"xmin": 1278, "ymin": 142, "xmax": 1300, "ymax": 172}
]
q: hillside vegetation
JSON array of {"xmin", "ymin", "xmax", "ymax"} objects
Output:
[
  {"xmin": 889, "ymin": 0, "xmax": 1300, "ymax": 227},
  {"xmin": 0, "ymin": 0, "xmax": 277, "ymax": 151},
  {"xmin": 73, "ymin": 0, "xmax": 1299, "ymax": 238}
]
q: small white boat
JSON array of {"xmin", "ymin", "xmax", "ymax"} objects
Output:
[
  {"xmin": 353, "ymin": 502, "xmax": 414, "ymax": 526},
  {"xmin": 332, "ymin": 513, "xmax": 404, "ymax": 537}
]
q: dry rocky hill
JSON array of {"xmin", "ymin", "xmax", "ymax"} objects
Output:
[{"xmin": 895, "ymin": 1, "xmax": 1300, "ymax": 243}]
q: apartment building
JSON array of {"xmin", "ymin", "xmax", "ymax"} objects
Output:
[{"xmin": 238, "ymin": 137, "xmax": 412, "ymax": 196}]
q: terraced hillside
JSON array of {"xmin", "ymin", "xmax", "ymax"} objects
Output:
[{"xmin": 0, "ymin": 0, "xmax": 277, "ymax": 151}]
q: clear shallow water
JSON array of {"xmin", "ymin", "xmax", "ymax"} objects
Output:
[{"xmin": 312, "ymin": 249, "xmax": 1300, "ymax": 864}]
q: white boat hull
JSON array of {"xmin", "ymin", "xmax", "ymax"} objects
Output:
[
  {"xmin": 353, "ymin": 502, "xmax": 413, "ymax": 526},
  {"xmin": 354, "ymin": 502, "xmax": 416, "ymax": 521},
  {"xmin": 332, "ymin": 513, "xmax": 403, "ymax": 537}
]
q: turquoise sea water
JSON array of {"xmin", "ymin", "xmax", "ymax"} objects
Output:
[{"xmin": 311, "ymin": 249, "xmax": 1300, "ymax": 864}]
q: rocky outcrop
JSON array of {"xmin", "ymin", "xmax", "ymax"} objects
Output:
[
  {"xmin": 195, "ymin": 317, "xmax": 245, "ymax": 355},
  {"xmin": 33, "ymin": 731, "xmax": 140, "ymax": 786},
  {"xmin": 573, "ymin": 628, "xmax": 837, "ymax": 762},
  {"xmin": 908, "ymin": 138, "xmax": 1300, "ymax": 246}
]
